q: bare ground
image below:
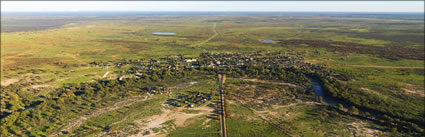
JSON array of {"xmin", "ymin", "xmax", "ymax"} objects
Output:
[
  {"xmin": 346, "ymin": 122, "xmax": 382, "ymax": 137},
  {"xmin": 1, "ymin": 78, "xmax": 19, "ymax": 86},
  {"xmin": 50, "ymin": 81, "xmax": 200, "ymax": 137},
  {"xmin": 50, "ymin": 96, "xmax": 150, "ymax": 137},
  {"xmin": 231, "ymin": 77, "xmax": 299, "ymax": 87},
  {"xmin": 401, "ymin": 88, "xmax": 425, "ymax": 97},
  {"xmin": 128, "ymin": 104, "xmax": 214, "ymax": 137},
  {"xmin": 334, "ymin": 64, "xmax": 424, "ymax": 69}
]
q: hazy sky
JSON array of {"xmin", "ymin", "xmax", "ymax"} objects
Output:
[{"xmin": 2, "ymin": 1, "xmax": 424, "ymax": 12}]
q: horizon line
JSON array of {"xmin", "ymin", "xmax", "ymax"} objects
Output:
[{"xmin": 2, "ymin": 11, "xmax": 424, "ymax": 13}]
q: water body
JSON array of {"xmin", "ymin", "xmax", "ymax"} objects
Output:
[
  {"xmin": 262, "ymin": 40, "xmax": 274, "ymax": 42},
  {"xmin": 18, "ymin": 101, "xmax": 43, "ymax": 112},
  {"xmin": 19, "ymin": 106, "xmax": 36, "ymax": 112},
  {"xmin": 152, "ymin": 32, "xmax": 176, "ymax": 36},
  {"xmin": 309, "ymin": 77, "xmax": 340, "ymax": 105}
]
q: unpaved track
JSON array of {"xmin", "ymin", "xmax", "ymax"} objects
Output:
[
  {"xmin": 236, "ymin": 100, "xmax": 298, "ymax": 137},
  {"xmin": 191, "ymin": 23, "xmax": 218, "ymax": 48},
  {"xmin": 231, "ymin": 78, "xmax": 300, "ymax": 87},
  {"xmin": 129, "ymin": 105, "xmax": 214, "ymax": 137},
  {"xmin": 0, "ymin": 78, "xmax": 19, "ymax": 86},
  {"xmin": 50, "ymin": 96, "xmax": 149, "ymax": 137},
  {"xmin": 334, "ymin": 64, "xmax": 424, "ymax": 69},
  {"xmin": 218, "ymin": 74, "xmax": 227, "ymax": 137},
  {"xmin": 401, "ymin": 88, "xmax": 425, "ymax": 97},
  {"xmin": 103, "ymin": 71, "xmax": 110, "ymax": 78},
  {"xmin": 50, "ymin": 81, "xmax": 199, "ymax": 137}
]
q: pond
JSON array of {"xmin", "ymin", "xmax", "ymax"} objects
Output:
[
  {"xmin": 19, "ymin": 106, "xmax": 36, "ymax": 112},
  {"xmin": 18, "ymin": 100, "xmax": 43, "ymax": 112},
  {"xmin": 152, "ymin": 32, "xmax": 176, "ymax": 36},
  {"xmin": 262, "ymin": 40, "xmax": 274, "ymax": 42},
  {"xmin": 309, "ymin": 77, "xmax": 340, "ymax": 105}
]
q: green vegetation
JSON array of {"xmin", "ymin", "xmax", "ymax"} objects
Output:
[
  {"xmin": 167, "ymin": 116, "xmax": 220, "ymax": 137},
  {"xmin": 72, "ymin": 97, "xmax": 164, "ymax": 136},
  {"xmin": 1, "ymin": 12, "xmax": 423, "ymax": 137}
]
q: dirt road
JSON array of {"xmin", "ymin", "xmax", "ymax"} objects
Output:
[
  {"xmin": 218, "ymin": 74, "xmax": 227, "ymax": 137},
  {"xmin": 191, "ymin": 23, "xmax": 218, "ymax": 48},
  {"xmin": 231, "ymin": 78, "xmax": 300, "ymax": 87},
  {"xmin": 103, "ymin": 71, "xmax": 110, "ymax": 78},
  {"xmin": 129, "ymin": 105, "xmax": 214, "ymax": 137},
  {"xmin": 50, "ymin": 96, "xmax": 149, "ymax": 137},
  {"xmin": 50, "ymin": 81, "xmax": 199, "ymax": 137},
  {"xmin": 334, "ymin": 64, "xmax": 424, "ymax": 69}
]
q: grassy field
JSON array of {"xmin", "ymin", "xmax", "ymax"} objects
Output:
[
  {"xmin": 1, "ymin": 12, "xmax": 423, "ymax": 137},
  {"xmin": 71, "ymin": 96, "xmax": 164, "ymax": 136},
  {"xmin": 219, "ymin": 79, "xmax": 387, "ymax": 137}
]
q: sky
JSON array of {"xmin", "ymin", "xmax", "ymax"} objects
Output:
[{"xmin": 1, "ymin": 1, "xmax": 424, "ymax": 12}]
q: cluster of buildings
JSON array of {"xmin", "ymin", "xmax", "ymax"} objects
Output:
[
  {"xmin": 170, "ymin": 92, "xmax": 212, "ymax": 108},
  {"xmin": 146, "ymin": 87, "xmax": 168, "ymax": 95},
  {"xmin": 88, "ymin": 50, "xmax": 336, "ymax": 82}
]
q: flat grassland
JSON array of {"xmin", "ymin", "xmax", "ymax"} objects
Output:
[
  {"xmin": 1, "ymin": 13, "xmax": 424, "ymax": 137},
  {"xmin": 2, "ymin": 14, "xmax": 424, "ymax": 88}
]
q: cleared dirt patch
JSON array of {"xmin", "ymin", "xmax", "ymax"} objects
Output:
[
  {"xmin": 346, "ymin": 122, "xmax": 382, "ymax": 137},
  {"xmin": 51, "ymin": 96, "xmax": 149, "ymax": 137},
  {"xmin": 130, "ymin": 105, "xmax": 214, "ymax": 137},
  {"xmin": 401, "ymin": 88, "xmax": 425, "ymax": 97},
  {"xmin": 1, "ymin": 78, "xmax": 19, "ymax": 86}
]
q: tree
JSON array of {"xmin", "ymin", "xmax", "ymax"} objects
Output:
[
  {"xmin": 338, "ymin": 104, "xmax": 344, "ymax": 110},
  {"xmin": 349, "ymin": 106, "xmax": 359, "ymax": 115},
  {"xmin": 321, "ymin": 112, "xmax": 329, "ymax": 120}
]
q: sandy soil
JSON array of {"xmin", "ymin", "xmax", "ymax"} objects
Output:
[
  {"xmin": 50, "ymin": 96, "xmax": 149, "ymax": 137},
  {"xmin": 346, "ymin": 122, "xmax": 381, "ymax": 137},
  {"xmin": 54, "ymin": 81, "xmax": 201, "ymax": 137},
  {"xmin": 31, "ymin": 84, "xmax": 52, "ymax": 89},
  {"xmin": 334, "ymin": 64, "xmax": 424, "ymax": 69},
  {"xmin": 401, "ymin": 88, "xmax": 425, "ymax": 97},
  {"xmin": 103, "ymin": 71, "xmax": 110, "ymax": 78},
  {"xmin": 362, "ymin": 87, "xmax": 425, "ymax": 97},
  {"xmin": 129, "ymin": 105, "xmax": 214, "ymax": 137},
  {"xmin": 235, "ymin": 78, "xmax": 299, "ymax": 87},
  {"xmin": 1, "ymin": 78, "xmax": 19, "ymax": 86}
]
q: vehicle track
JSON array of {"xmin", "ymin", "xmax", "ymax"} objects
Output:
[
  {"xmin": 218, "ymin": 74, "xmax": 227, "ymax": 137},
  {"xmin": 334, "ymin": 64, "xmax": 424, "ymax": 69},
  {"xmin": 232, "ymin": 78, "xmax": 300, "ymax": 88},
  {"xmin": 191, "ymin": 23, "xmax": 218, "ymax": 48},
  {"xmin": 50, "ymin": 96, "xmax": 149, "ymax": 137},
  {"xmin": 50, "ymin": 81, "xmax": 198, "ymax": 137}
]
